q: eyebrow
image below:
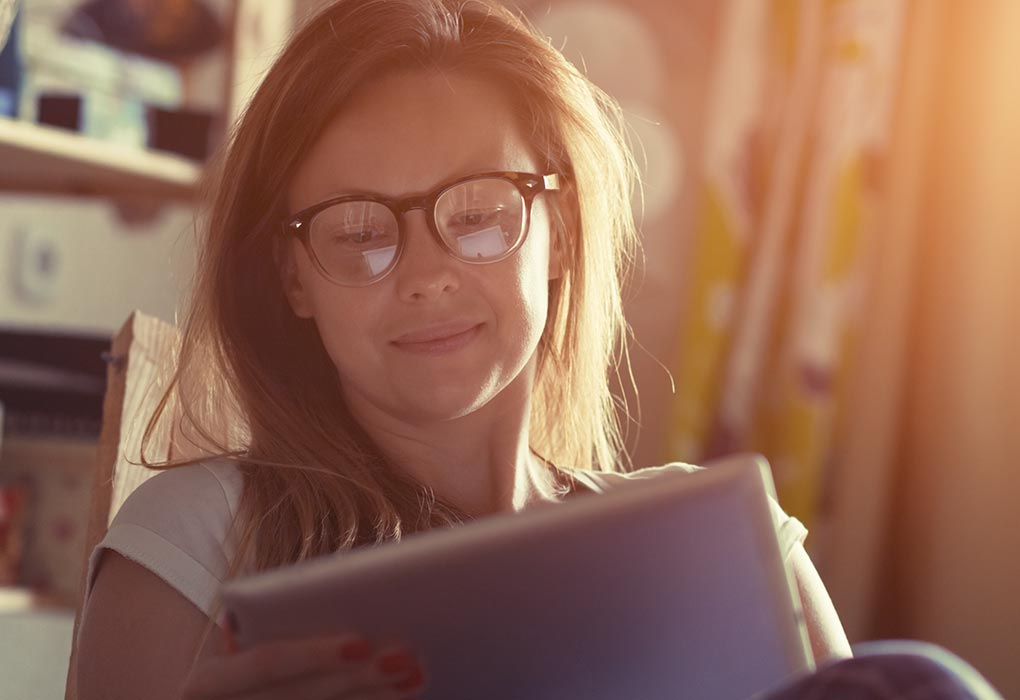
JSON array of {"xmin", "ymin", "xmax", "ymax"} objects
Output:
[{"xmin": 313, "ymin": 165, "xmax": 526, "ymax": 203}]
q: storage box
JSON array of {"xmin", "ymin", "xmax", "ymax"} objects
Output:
[{"xmin": 19, "ymin": 22, "xmax": 182, "ymax": 147}]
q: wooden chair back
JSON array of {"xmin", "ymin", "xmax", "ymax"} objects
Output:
[{"xmin": 64, "ymin": 311, "xmax": 185, "ymax": 700}]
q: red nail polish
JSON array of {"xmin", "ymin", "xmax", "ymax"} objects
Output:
[
  {"xmin": 338, "ymin": 638, "xmax": 373, "ymax": 661},
  {"xmin": 377, "ymin": 649, "xmax": 415, "ymax": 674}
]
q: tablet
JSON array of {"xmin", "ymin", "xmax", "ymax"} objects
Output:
[{"xmin": 221, "ymin": 455, "xmax": 813, "ymax": 700}]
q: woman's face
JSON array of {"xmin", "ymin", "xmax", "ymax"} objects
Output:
[{"xmin": 282, "ymin": 69, "xmax": 561, "ymax": 426}]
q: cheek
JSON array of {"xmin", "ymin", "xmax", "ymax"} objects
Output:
[
  {"xmin": 522, "ymin": 206, "xmax": 554, "ymax": 294},
  {"xmin": 293, "ymin": 256, "xmax": 383, "ymax": 366},
  {"xmin": 312, "ymin": 304, "xmax": 386, "ymax": 389},
  {"xmin": 507, "ymin": 227, "xmax": 553, "ymax": 334}
]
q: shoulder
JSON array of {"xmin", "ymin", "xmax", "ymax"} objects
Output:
[
  {"xmin": 116, "ymin": 457, "xmax": 243, "ymax": 523},
  {"xmin": 576, "ymin": 459, "xmax": 808, "ymax": 560},
  {"xmin": 574, "ymin": 461, "xmax": 702, "ymax": 492},
  {"xmin": 107, "ymin": 458, "xmax": 243, "ymax": 554},
  {"xmin": 85, "ymin": 457, "xmax": 245, "ymax": 619}
]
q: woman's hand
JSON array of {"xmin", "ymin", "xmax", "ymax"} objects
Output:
[
  {"xmin": 78, "ymin": 552, "xmax": 426, "ymax": 700},
  {"xmin": 181, "ymin": 632, "xmax": 426, "ymax": 700}
]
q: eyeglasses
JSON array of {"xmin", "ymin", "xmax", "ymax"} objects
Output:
[{"xmin": 283, "ymin": 171, "xmax": 561, "ymax": 287}]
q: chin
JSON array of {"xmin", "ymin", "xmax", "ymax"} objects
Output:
[{"xmin": 389, "ymin": 376, "xmax": 508, "ymax": 423}]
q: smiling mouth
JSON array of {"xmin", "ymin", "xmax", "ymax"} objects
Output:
[{"xmin": 390, "ymin": 324, "xmax": 483, "ymax": 355}]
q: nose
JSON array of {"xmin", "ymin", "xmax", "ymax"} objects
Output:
[{"xmin": 394, "ymin": 209, "xmax": 460, "ymax": 301}]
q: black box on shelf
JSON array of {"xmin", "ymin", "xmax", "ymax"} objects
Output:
[
  {"xmin": 36, "ymin": 93, "xmax": 83, "ymax": 132},
  {"xmin": 146, "ymin": 105, "xmax": 215, "ymax": 162}
]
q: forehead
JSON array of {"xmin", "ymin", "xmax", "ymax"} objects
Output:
[{"xmin": 286, "ymin": 69, "xmax": 540, "ymax": 213}]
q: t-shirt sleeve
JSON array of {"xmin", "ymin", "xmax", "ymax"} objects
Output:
[
  {"xmin": 666, "ymin": 461, "xmax": 809, "ymax": 561},
  {"xmin": 766, "ymin": 498, "xmax": 808, "ymax": 562},
  {"xmin": 83, "ymin": 462, "xmax": 239, "ymax": 621},
  {"xmin": 596, "ymin": 461, "xmax": 809, "ymax": 562}
]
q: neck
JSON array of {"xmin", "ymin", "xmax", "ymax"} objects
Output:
[{"xmin": 345, "ymin": 377, "xmax": 563, "ymax": 518}]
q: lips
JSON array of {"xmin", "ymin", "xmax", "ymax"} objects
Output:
[{"xmin": 392, "ymin": 320, "xmax": 482, "ymax": 345}]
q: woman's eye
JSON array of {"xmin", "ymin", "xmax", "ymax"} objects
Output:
[
  {"xmin": 452, "ymin": 207, "xmax": 501, "ymax": 228},
  {"xmin": 332, "ymin": 228, "xmax": 376, "ymax": 245},
  {"xmin": 348, "ymin": 230, "xmax": 375, "ymax": 243}
]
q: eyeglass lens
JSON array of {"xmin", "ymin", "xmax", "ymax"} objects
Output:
[{"xmin": 307, "ymin": 177, "xmax": 526, "ymax": 284}]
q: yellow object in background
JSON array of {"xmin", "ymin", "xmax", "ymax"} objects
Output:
[{"xmin": 666, "ymin": 0, "xmax": 905, "ymax": 533}]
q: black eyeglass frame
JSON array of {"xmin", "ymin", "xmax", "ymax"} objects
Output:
[{"xmin": 282, "ymin": 171, "xmax": 561, "ymax": 287}]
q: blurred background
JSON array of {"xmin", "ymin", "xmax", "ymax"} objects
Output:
[{"xmin": 0, "ymin": 0, "xmax": 1017, "ymax": 697}]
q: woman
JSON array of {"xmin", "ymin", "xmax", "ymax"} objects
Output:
[{"xmin": 74, "ymin": 1, "xmax": 997, "ymax": 699}]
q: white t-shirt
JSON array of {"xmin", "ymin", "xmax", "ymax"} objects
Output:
[{"xmin": 83, "ymin": 459, "xmax": 808, "ymax": 627}]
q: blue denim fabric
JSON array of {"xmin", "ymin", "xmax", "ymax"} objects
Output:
[
  {"xmin": 0, "ymin": 6, "xmax": 22, "ymax": 117},
  {"xmin": 759, "ymin": 640, "xmax": 1003, "ymax": 700}
]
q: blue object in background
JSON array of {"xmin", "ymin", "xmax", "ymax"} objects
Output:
[{"xmin": 0, "ymin": 4, "xmax": 22, "ymax": 118}]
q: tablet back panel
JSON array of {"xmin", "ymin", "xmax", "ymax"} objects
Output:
[{"xmin": 222, "ymin": 459, "xmax": 812, "ymax": 700}]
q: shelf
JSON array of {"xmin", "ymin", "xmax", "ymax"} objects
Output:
[{"xmin": 0, "ymin": 116, "xmax": 201, "ymax": 201}]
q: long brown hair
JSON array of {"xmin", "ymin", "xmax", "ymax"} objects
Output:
[{"xmin": 142, "ymin": 0, "xmax": 640, "ymax": 647}]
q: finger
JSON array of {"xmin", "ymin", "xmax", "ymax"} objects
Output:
[
  {"xmin": 219, "ymin": 663, "xmax": 393, "ymax": 700},
  {"xmin": 330, "ymin": 667, "xmax": 427, "ymax": 700},
  {"xmin": 328, "ymin": 646, "xmax": 428, "ymax": 700},
  {"xmin": 222, "ymin": 650, "xmax": 424, "ymax": 700},
  {"xmin": 371, "ymin": 647, "xmax": 427, "ymax": 696},
  {"xmin": 183, "ymin": 633, "xmax": 374, "ymax": 698},
  {"xmin": 349, "ymin": 684, "xmax": 425, "ymax": 700}
]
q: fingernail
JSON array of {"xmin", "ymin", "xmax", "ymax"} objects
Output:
[
  {"xmin": 377, "ymin": 649, "xmax": 415, "ymax": 674},
  {"xmin": 392, "ymin": 664, "xmax": 426, "ymax": 690},
  {"xmin": 338, "ymin": 638, "xmax": 374, "ymax": 661}
]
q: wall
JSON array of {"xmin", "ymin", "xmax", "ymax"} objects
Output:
[
  {"xmin": 0, "ymin": 196, "xmax": 195, "ymax": 334},
  {"xmin": 878, "ymin": 1, "xmax": 1020, "ymax": 695}
]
